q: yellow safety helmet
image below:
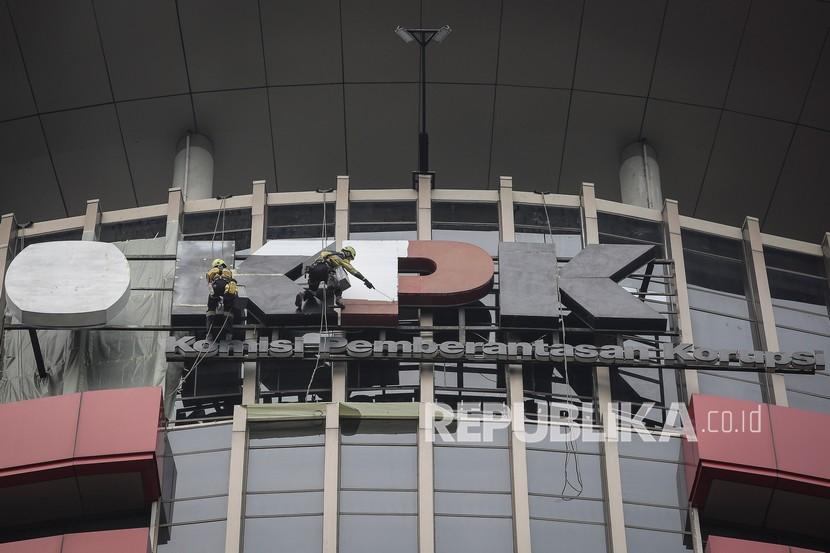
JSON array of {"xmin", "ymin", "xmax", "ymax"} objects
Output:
[
  {"xmin": 212, "ymin": 258, "xmax": 227, "ymax": 268},
  {"xmin": 341, "ymin": 246, "xmax": 356, "ymax": 259}
]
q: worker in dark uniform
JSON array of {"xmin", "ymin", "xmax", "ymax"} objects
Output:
[
  {"xmin": 206, "ymin": 258, "xmax": 238, "ymax": 331},
  {"xmin": 296, "ymin": 246, "xmax": 373, "ymax": 310}
]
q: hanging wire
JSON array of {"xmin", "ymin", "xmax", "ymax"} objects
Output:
[
  {"xmin": 539, "ymin": 191, "xmax": 584, "ymax": 500},
  {"xmin": 305, "ymin": 191, "xmax": 331, "ymax": 402}
]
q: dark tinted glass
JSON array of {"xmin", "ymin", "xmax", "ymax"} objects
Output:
[
  {"xmin": 100, "ymin": 217, "xmax": 166, "ymax": 242},
  {"xmin": 158, "ymin": 520, "xmax": 226, "ymax": 553},
  {"xmin": 598, "ymin": 213, "xmax": 662, "ymax": 244},
  {"xmin": 432, "ymin": 202, "xmax": 498, "ymax": 224},
  {"xmin": 349, "ymin": 202, "xmax": 416, "ymax": 223},
  {"xmin": 763, "ymin": 247, "xmax": 825, "ymax": 276},
  {"xmin": 681, "ymin": 230, "xmax": 743, "ymax": 260},
  {"xmin": 514, "ymin": 204, "xmax": 581, "ymax": 230},
  {"xmin": 266, "ymin": 204, "xmax": 335, "ymax": 240}
]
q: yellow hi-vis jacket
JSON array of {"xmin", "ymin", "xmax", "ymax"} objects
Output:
[{"xmin": 206, "ymin": 267, "xmax": 238, "ymax": 295}]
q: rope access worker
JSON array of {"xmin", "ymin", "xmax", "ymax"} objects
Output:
[
  {"xmin": 296, "ymin": 246, "xmax": 374, "ymax": 310},
  {"xmin": 206, "ymin": 258, "xmax": 238, "ymax": 331}
]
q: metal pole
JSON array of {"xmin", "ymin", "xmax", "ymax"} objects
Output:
[{"xmin": 419, "ymin": 34, "xmax": 428, "ymax": 174}]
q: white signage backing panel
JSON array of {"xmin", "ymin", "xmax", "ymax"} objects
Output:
[{"xmin": 5, "ymin": 241, "xmax": 131, "ymax": 327}]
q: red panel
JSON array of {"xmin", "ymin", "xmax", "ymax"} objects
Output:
[
  {"xmin": 0, "ymin": 535, "xmax": 61, "ymax": 553},
  {"xmin": 0, "ymin": 393, "xmax": 80, "ymax": 481},
  {"xmin": 74, "ymin": 387, "xmax": 162, "ymax": 459},
  {"xmin": 705, "ymin": 536, "xmax": 787, "ymax": 553},
  {"xmin": 340, "ymin": 299, "xmax": 398, "ymax": 326},
  {"xmin": 399, "ymin": 241, "xmax": 494, "ymax": 306},
  {"xmin": 62, "ymin": 528, "xmax": 150, "ymax": 553},
  {"xmin": 769, "ymin": 404, "xmax": 830, "ymax": 487}
]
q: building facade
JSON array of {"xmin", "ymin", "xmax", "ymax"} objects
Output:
[{"xmin": 1, "ymin": 177, "xmax": 829, "ymax": 553}]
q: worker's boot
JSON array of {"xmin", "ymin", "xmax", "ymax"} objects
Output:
[{"xmin": 295, "ymin": 291, "xmax": 304, "ymax": 312}]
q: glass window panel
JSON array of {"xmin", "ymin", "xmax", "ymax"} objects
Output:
[
  {"xmin": 624, "ymin": 504, "xmax": 687, "ymax": 533},
  {"xmin": 687, "ymin": 287, "xmax": 750, "ymax": 318},
  {"xmin": 247, "ymin": 447, "xmax": 325, "ymax": 492},
  {"xmin": 167, "ymin": 424, "xmax": 232, "ymax": 454},
  {"xmin": 433, "ymin": 202, "xmax": 498, "ymax": 224},
  {"xmin": 681, "ymin": 230, "xmax": 743, "ymax": 260},
  {"xmin": 340, "ymin": 514, "xmax": 417, "ymax": 553},
  {"xmin": 434, "ymin": 447, "xmax": 510, "ymax": 492},
  {"xmin": 158, "ymin": 520, "xmax": 226, "ymax": 553},
  {"xmin": 171, "ymin": 450, "xmax": 231, "ymax": 499},
  {"xmin": 245, "ymin": 491, "xmax": 323, "ymax": 516},
  {"xmin": 768, "ymin": 269, "xmax": 828, "ymax": 309},
  {"xmin": 432, "ymin": 229, "xmax": 500, "ymax": 255},
  {"xmin": 340, "ymin": 490, "xmax": 417, "ymax": 514},
  {"xmin": 787, "ymin": 389, "xmax": 830, "ymax": 415},
  {"xmin": 530, "ymin": 520, "xmax": 607, "ymax": 553},
  {"xmin": 436, "ymin": 516, "xmax": 514, "ymax": 553},
  {"xmin": 690, "ymin": 310, "xmax": 755, "ymax": 350},
  {"xmin": 773, "ymin": 308, "xmax": 830, "ymax": 334},
  {"xmin": 598, "ymin": 213, "xmax": 663, "ymax": 244},
  {"xmin": 763, "ymin": 247, "xmax": 825, "ymax": 276},
  {"xmin": 100, "ymin": 217, "xmax": 166, "ymax": 242},
  {"xmin": 524, "ymin": 424, "xmax": 601, "ymax": 454},
  {"xmin": 618, "ymin": 433, "xmax": 683, "ymax": 462},
  {"xmin": 340, "ymin": 444, "xmax": 417, "ymax": 489},
  {"xmin": 340, "ymin": 419, "xmax": 417, "ymax": 444},
  {"xmin": 18, "ymin": 229, "xmax": 83, "ymax": 249},
  {"xmin": 777, "ymin": 326, "xmax": 830, "ymax": 355},
  {"xmin": 349, "ymin": 201, "xmax": 416, "ymax": 223},
  {"xmin": 527, "ymin": 449, "xmax": 603, "ymax": 499},
  {"xmin": 266, "ymin": 204, "xmax": 334, "ymax": 241},
  {"xmin": 684, "ymin": 251, "xmax": 746, "ymax": 297},
  {"xmin": 514, "ymin": 204, "xmax": 581, "ymax": 230},
  {"xmin": 435, "ymin": 492, "xmax": 512, "ymax": 516},
  {"xmin": 620, "ymin": 458, "xmax": 686, "ymax": 507},
  {"xmin": 625, "ymin": 527, "xmax": 692, "ymax": 552},
  {"xmin": 348, "ymin": 229, "xmax": 417, "ymax": 240},
  {"xmin": 163, "ymin": 496, "xmax": 227, "ymax": 524},
  {"xmin": 249, "ymin": 420, "xmax": 325, "ymax": 447},
  {"xmin": 434, "ymin": 420, "xmax": 510, "ymax": 447},
  {"xmin": 698, "ymin": 373, "xmax": 763, "ymax": 401},
  {"xmin": 528, "ymin": 496, "xmax": 606, "ymax": 523},
  {"xmin": 243, "ymin": 516, "xmax": 322, "ymax": 553}
]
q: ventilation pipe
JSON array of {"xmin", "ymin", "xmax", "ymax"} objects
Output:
[
  {"xmin": 173, "ymin": 133, "xmax": 214, "ymax": 200},
  {"xmin": 619, "ymin": 141, "xmax": 662, "ymax": 209}
]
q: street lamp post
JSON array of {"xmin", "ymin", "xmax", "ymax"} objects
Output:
[{"xmin": 395, "ymin": 25, "xmax": 452, "ymax": 185}]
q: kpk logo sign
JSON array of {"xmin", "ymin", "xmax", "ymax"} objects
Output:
[{"xmin": 171, "ymin": 239, "xmax": 666, "ymax": 332}]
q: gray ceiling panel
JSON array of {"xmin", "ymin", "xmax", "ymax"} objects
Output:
[
  {"xmin": 261, "ymin": 0, "xmax": 342, "ymax": 86},
  {"xmin": 0, "ymin": 117, "xmax": 64, "ymax": 222},
  {"xmin": 422, "ymin": 0, "xmax": 501, "ymax": 84},
  {"xmin": 118, "ymin": 95, "xmax": 194, "ymax": 206},
  {"xmin": 574, "ymin": 0, "xmax": 665, "ymax": 97},
  {"xmin": 650, "ymin": 0, "xmax": 748, "ymax": 107},
  {"xmin": 490, "ymin": 86, "xmax": 569, "ymax": 191},
  {"xmin": 725, "ymin": 0, "xmax": 830, "ymax": 122},
  {"xmin": 0, "ymin": 7, "xmax": 35, "ymax": 121},
  {"xmin": 497, "ymin": 0, "xmax": 582, "ymax": 88},
  {"xmin": 762, "ymin": 127, "xmax": 830, "ymax": 242},
  {"xmin": 427, "ymin": 84, "xmax": 493, "ymax": 187},
  {"xmin": 695, "ymin": 112, "xmax": 793, "ymax": 226},
  {"xmin": 341, "ymin": 0, "xmax": 420, "ymax": 83},
  {"xmin": 178, "ymin": 0, "xmax": 265, "ymax": 92},
  {"xmin": 270, "ymin": 85, "xmax": 346, "ymax": 192},
  {"xmin": 7, "ymin": 0, "xmax": 111, "ymax": 112},
  {"xmin": 801, "ymin": 38, "xmax": 830, "ymax": 131},
  {"xmin": 41, "ymin": 105, "xmax": 135, "ymax": 216},
  {"xmin": 558, "ymin": 91, "xmax": 646, "ymax": 199},
  {"xmin": 345, "ymin": 83, "xmax": 418, "ymax": 189},
  {"xmin": 193, "ymin": 89, "xmax": 275, "ymax": 196},
  {"xmin": 641, "ymin": 100, "xmax": 720, "ymax": 214},
  {"xmin": 93, "ymin": 0, "xmax": 188, "ymax": 101}
]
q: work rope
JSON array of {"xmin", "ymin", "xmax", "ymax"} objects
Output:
[
  {"xmin": 305, "ymin": 191, "xmax": 330, "ymax": 402},
  {"xmin": 540, "ymin": 192, "xmax": 584, "ymax": 499}
]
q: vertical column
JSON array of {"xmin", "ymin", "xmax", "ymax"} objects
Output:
[
  {"xmin": 498, "ymin": 176, "xmax": 515, "ymax": 243},
  {"xmin": 417, "ymin": 174, "xmax": 432, "ymax": 240},
  {"xmin": 418, "ymin": 310, "xmax": 435, "ymax": 553},
  {"xmin": 323, "ymin": 400, "xmax": 341, "ymax": 553},
  {"xmin": 742, "ymin": 217, "xmax": 787, "ymax": 406},
  {"xmin": 661, "ymin": 200, "xmax": 704, "ymax": 553},
  {"xmin": 82, "ymin": 199, "xmax": 101, "ymax": 241},
  {"xmin": 164, "ymin": 187, "xmax": 184, "ymax": 257},
  {"xmin": 335, "ymin": 176, "xmax": 349, "ymax": 249},
  {"xmin": 823, "ymin": 233, "xmax": 830, "ymax": 300},
  {"xmin": 250, "ymin": 180, "xmax": 267, "ymax": 252},
  {"xmin": 507, "ymin": 364, "xmax": 531, "ymax": 553},
  {"xmin": 243, "ymin": 181, "xmax": 268, "ymax": 404},
  {"xmin": 661, "ymin": 200, "xmax": 699, "ymax": 396},
  {"xmin": 581, "ymin": 182, "xmax": 628, "ymax": 553},
  {"xmin": 0, "ymin": 213, "xmax": 18, "ymax": 353},
  {"xmin": 224, "ymin": 405, "xmax": 249, "ymax": 553}
]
